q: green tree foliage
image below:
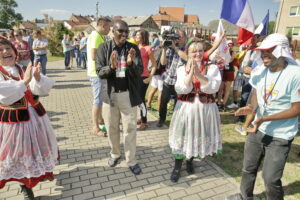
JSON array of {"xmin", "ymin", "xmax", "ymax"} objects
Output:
[
  {"xmin": 43, "ymin": 22, "xmax": 73, "ymax": 56},
  {"xmin": 0, "ymin": 0, "xmax": 23, "ymax": 28},
  {"xmin": 268, "ymin": 21, "xmax": 275, "ymax": 34}
]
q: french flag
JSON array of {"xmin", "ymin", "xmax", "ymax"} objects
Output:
[
  {"xmin": 220, "ymin": 0, "xmax": 255, "ymax": 45},
  {"xmin": 254, "ymin": 10, "xmax": 269, "ymax": 35}
]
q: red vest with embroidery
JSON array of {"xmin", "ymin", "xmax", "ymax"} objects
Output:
[
  {"xmin": 0, "ymin": 65, "xmax": 46, "ymax": 123},
  {"xmin": 177, "ymin": 64, "xmax": 215, "ymax": 104}
]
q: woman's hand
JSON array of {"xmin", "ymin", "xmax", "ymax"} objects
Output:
[
  {"xmin": 143, "ymin": 77, "xmax": 151, "ymax": 84},
  {"xmin": 23, "ymin": 62, "xmax": 33, "ymax": 86},
  {"xmin": 33, "ymin": 62, "xmax": 41, "ymax": 82}
]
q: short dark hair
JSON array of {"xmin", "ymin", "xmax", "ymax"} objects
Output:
[
  {"xmin": 97, "ymin": 17, "xmax": 112, "ymax": 26},
  {"xmin": 113, "ymin": 19, "xmax": 128, "ymax": 30}
]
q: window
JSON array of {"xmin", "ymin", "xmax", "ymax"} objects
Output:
[
  {"xmin": 289, "ymin": 6, "xmax": 300, "ymax": 16},
  {"xmin": 286, "ymin": 27, "xmax": 300, "ymax": 36}
]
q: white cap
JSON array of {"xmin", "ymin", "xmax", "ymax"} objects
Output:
[{"xmin": 255, "ymin": 33, "xmax": 297, "ymax": 64}]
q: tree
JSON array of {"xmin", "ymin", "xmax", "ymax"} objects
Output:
[
  {"xmin": 43, "ymin": 22, "xmax": 73, "ymax": 56},
  {"xmin": 268, "ymin": 21, "xmax": 275, "ymax": 34},
  {"xmin": 0, "ymin": 0, "xmax": 23, "ymax": 28}
]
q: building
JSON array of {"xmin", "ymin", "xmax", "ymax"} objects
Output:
[
  {"xmin": 122, "ymin": 16, "xmax": 159, "ymax": 32},
  {"xmin": 152, "ymin": 7, "xmax": 199, "ymax": 28},
  {"xmin": 275, "ymin": 0, "xmax": 300, "ymax": 40},
  {"xmin": 64, "ymin": 20, "xmax": 89, "ymax": 31},
  {"xmin": 64, "ymin": 14, "xmax": 94, "ymax": 32},
  {"xmin": 13, "ymin": 20, "xmax": 37, "ymax": 30}
]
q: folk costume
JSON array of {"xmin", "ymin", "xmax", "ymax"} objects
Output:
[
  {"xmin": 0, "ymin": 64, "xmax": 58, "ymax": 190},
  {"xmin": 169, "ymin": 63, "xmax": 222, "ymax": 160}
]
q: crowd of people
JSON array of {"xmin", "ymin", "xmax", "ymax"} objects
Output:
[{"xmin": 0, "ymin": 17, "xmax": 300, "ymax": 200}]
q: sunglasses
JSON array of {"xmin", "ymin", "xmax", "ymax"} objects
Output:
[{"xmin": 116, "ymin": 29, "xmax": 129, "ymax": 34}]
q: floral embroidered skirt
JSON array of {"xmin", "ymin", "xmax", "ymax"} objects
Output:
[
  {"xmin": 0, "ymin": 106, "xmax": 58, "ymax": 189},
  {"xmin": 169, "ymin": 98, "xmax": 222, "ymax": 160}
]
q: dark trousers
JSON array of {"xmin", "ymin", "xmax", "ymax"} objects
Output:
[
  {"xmin": 159, "ymin": 83, "xmax": 177, "ymax": 123},
  {"xmin": 81, "ymin": 51, "xmax": 87, "ymax": 69},
  {"xmin": 138, "ymin": 77, "xmax": 149, "ymax": 123},
  {"xmin": 29, "ymin": 50, "xmax": 34, "ymax": 64},
  {"xmin": 238, "ymin": 77, "xmax": 251, "ymax": 122},
  {"xmin": 240, "ymin": 131, "xmax": 292, "ymax": 200},
  {"xmin": 64, "ymin": 51, "xmax": 71, "ymax": 67}
]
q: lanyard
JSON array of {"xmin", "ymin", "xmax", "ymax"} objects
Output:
[{"xmin": 264, "ymin": 68, "xmax": 284, "ymax": 106}]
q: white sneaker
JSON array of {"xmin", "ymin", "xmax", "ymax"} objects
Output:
[
  {"xmin": 227, "ymin": 103, "xmax": 238, "ymax": 109},
  {"xmin": 234, "ymin": 125, "xmax": 247, "ymax": 136}
]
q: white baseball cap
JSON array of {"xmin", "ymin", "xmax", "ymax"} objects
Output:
[{"xmin": 255, "ymin": 33, "xmax": 297, "ymax": 64}]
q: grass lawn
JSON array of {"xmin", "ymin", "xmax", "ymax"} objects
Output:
[
  {"xmin": 296, "ymin": 51, "xmax": 300, "ymax": 59},
  {"xmin": 47, "ymin": 53, "xmax": 64, "ymax": 62},
  {"xmin": 147, "ymin": 90, "xmax": 300, "ymax": 200}
]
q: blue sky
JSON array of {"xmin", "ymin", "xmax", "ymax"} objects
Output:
[{"xmin": 15, "ymin": 0, "xmax": 281, "ymax": 26}]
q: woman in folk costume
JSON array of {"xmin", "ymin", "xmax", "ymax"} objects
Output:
[
  {"xmin": 169, "ymin": 38, "xmax": 222, "ymax": 182},
  {"xmin": 0, "ymin": 39, "xmax": 58, "ymax": 200}
]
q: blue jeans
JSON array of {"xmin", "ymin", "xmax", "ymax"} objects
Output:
[
  {"xmin": 81, "ymin": 51, "xmax": 87, "ymax": 69},
  {"xmin": 34, "ymin": 54, "xmax": 47, "ymax": 75},
  {"xmin": 64, "ymin": 51, "xmax": 71, "ymax": 68},
  {"xmin": 75, "ymin": 49, "xmax": 81, "ymax": 67},
  {"xmin": 90, "ymin": 77, "xmax": 103, "ymax": 107}
]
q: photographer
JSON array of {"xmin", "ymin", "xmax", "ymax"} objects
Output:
[{"xmin": 157, "ymin": 29, "xmax": 187, "ymax": 127}]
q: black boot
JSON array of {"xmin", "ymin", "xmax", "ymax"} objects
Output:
[
  {"xmin": 170, "ymin": 159, "xmax": 183, "ymax": 182},
  {"xmin": 20, "ymin": 185, "xmax": 35, "ymax": 200},
  {"xmin": 186, "ymin": 157, "xmax": 194, "ymax": 174}
]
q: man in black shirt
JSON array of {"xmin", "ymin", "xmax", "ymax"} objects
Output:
[{"xmin": 96, "ymin": 20, "xmax": 143, "ymax": 175}]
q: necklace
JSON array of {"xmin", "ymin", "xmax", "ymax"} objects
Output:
[{"xmin": 263, "ymin": 68, "xmax": 284, "ymax": 106}]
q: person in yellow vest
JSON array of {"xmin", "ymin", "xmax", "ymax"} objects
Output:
[{"xmin": 87, "ymin": 17, "xmax": 112, "ymax": 137}]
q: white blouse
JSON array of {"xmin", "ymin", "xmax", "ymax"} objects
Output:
[
  {"xmin": 175, "ymin": 64, "xmax": 222, "ymax": 95},
  {"xmin": 0, "ymin": 66, "xmax": 55, "ymax": 106}
]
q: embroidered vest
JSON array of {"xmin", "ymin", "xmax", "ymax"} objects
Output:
[
  {"xmin": 177, "ymin": 64, "xmax": 215, "ymax": 104},
  {"xmin": 0, "ymin": 65, "xmax": 46, "ymax": 123}
]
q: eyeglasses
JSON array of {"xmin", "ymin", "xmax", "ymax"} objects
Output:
[{"xmin": 116, "ymin": 29, "xmax": 129, "ymax": 34}]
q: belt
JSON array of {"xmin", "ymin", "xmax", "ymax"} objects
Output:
[
  {"xmin": 178, "ymin": 92, "xmax": 215, "ymax": 104},
  {"xmin": 114, "ymin": 89, "xmax": 128, "ymax": 93},
  {"xmin": 36, "ymin": 54, "xmax": 46, "ymax": 56}
]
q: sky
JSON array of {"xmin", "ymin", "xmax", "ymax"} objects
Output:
[{"xmin": 15, "ymin": 0, "xmax": 281, "ymax": 26}]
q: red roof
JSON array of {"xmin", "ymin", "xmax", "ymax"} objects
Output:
[
  {"xmin": 184, "ymin": 15, "xmax": 199, "ymax": 24},
  {"xmin": 159, "ymin": 7, "xmax": 185, "ymax": 22}
]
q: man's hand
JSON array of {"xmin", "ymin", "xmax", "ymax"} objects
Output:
[
  {"xmin": 247, "ymin": 117, "xmax": 264, "ymax": 133},
  {"xmin": 33, "ymin": 62, "xmax": 41, "ymax": 82},
  {"xmin": 110, "ymin": 50, "xmax": 118, "ymax": 69},
  {"xmin": 235, "ymin": 105, "xmax": 254, "ymax": 116},
  {"xmin": 127, "ymin": 48, "xmax": 136, "ymax": 66},
  {"xmin": 24, "ymin": 62, "xmax": 33, "ymax": 86}
]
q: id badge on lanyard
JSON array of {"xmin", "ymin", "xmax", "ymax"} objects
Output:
[{"xmin": 116, "ymin": 54, "xmax": 127, "ymax": 78}]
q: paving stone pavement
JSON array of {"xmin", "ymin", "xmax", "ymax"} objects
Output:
[{"xmin": 0, "ymin": 60, "xmax": 239, "ymax": 200}]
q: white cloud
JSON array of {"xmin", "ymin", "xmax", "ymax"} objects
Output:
[{"xmin": 40, "ymin": 9, "xmax": 72, "ymax": 15}]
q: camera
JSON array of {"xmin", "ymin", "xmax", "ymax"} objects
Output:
[{"xmin": 162, "ymin": 30, "xmax": 180, "ymax": 48}]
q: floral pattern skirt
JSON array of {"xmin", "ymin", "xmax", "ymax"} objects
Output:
[
  {"xmin": 169, "ymin": 98, "xmax": 222, "ymax": 160},
  {"xmin": 0, "ymin": 106, "xmax": 58, "ymax": 188}
]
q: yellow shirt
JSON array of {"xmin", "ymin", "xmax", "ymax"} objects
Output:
[{"xmin": 87, "ymin": 31, "xmax": 105, "ymax": 77}]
